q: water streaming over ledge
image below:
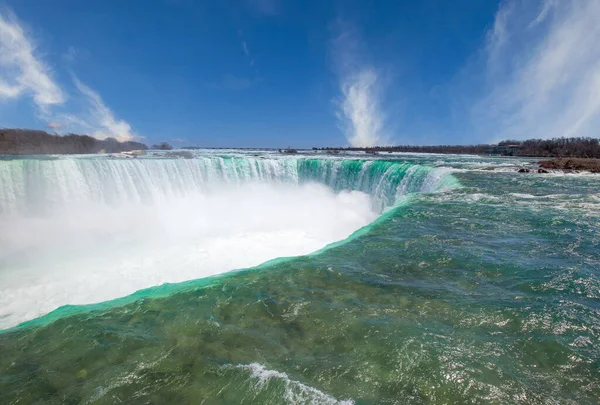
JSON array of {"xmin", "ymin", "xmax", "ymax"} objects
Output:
[
  {"xmin": 0, "ymin": 155, "xmax": 459, "ymax": 330},
  {"xmin": 0, "ymin": 156, "xmax": 458, "ymax": 214}
]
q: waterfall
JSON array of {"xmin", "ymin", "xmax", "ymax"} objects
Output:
[
  {"xmin": 0, "ymin": 155, "xmax": 459, "ymax": 329},
  {"xmin": 0, "ymin": 156, "xmax": 457, "ymax": 215}
]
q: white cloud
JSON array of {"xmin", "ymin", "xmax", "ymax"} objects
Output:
[
  {"xmin": 0, "ymin": 9, "xmax": 137, "ymax": 142},
  {"xmin": 62, "ymin": 46, "xmax": 88, "ymax": 63},
  {"xmin": 338, "ymin": 69, "xmax": 385, "ymax": 148},
  {"xmin": 0, "ymin": 10, "xmax": 65, "ymax": 111},
  {"xmin": 331, "ymin": 21, "xmax": 387, "ymax": 147},
  {"xmin": 237, "ymin": 29, "xmax": 255, "ymax": 67},
  {"xmin": 529, "ymin": 0, "xmax": 556, "ymax": 28},
  {"xmin": 484, "ymin": 1, "xmax": 514, "ymax": 74},
  {"xmin": 472, "ymin": 0, "xmax": 600, "ymax": 141},
  {"xmin": 70, "ymin": 77, "xmax": 136, "ymax": 142}
]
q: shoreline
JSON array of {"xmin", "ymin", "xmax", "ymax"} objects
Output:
[{"xmin": 537, "ymin": 158, "xmax": 600, "ymax": 173}]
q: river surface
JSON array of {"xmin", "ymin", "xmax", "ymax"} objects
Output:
[{"xmin": 0, "ymin": 151, "xmax": 599, "ymax": 404}]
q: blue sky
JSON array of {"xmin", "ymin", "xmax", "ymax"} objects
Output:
[{"xmin": 1, "ymin": 0, "xmax": 599, "ymax": 148}]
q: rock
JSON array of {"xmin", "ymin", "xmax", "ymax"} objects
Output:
[
  {"xmin": 537, "ymin": 168, "xmax": 549, "ymax": 173},
  {"xmin": 537, "ymin": 158, "xmax": 600, "ymax": 173},
  {"xmin": 517, "ymin": 168, "xmax": 530, "ymax": 173}
]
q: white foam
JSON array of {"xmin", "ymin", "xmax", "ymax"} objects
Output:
[
  {"xmin": 233, "ymin": 363, "xmax": 354, "ymax": 405},
  {"xmin": 0, "ymin": 182, "xmax": 377, "ymax": 329},
  {"xmin": 510, "ymin": 193, "xmax": 537, "ymax": 199}
]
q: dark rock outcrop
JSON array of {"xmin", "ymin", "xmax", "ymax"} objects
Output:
[{"xmin": 538, "ymin": 158, "xmax": 600, "ymax": 173}]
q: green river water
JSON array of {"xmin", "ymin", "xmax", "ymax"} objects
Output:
[{"xmin": 0, "ymin": 152, "xmax": 599, "ymax": 404}]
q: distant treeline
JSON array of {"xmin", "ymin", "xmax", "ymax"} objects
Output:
[
  {"xmin": 498, "ymin": 138, "xmax": 600, "ymax": 158},
  {"xmin": 0, "ymin": 129, "xmax": 148, "ymax": 155},
  {"xmin": 314, "ymin": 137, "xmax": 600, "ymax": 158}
]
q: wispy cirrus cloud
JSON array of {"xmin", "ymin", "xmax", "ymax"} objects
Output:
[
  {"xmin": 0, "ymin": 8, "xmax": 136, "ymax": 142},
  {"xmin": 62, "ymin": 46, "xmax": 89, "ymax": 64},
  {"xmin": 330, "ymin": 20, "xmax": 387, "ymax": 147},
  {"xmin": 68, "ymin": 77, "xmax": 136, "ymax": 141},
  {"xmin": 0, "ymin": 10, "xmax": 65, "ymax": 113},
  {"xmin": 237, "ymin": 29, "xmax": 258, "ymax": 68},
  {"xmin": 471, "ymin": 0, "xmax": 600, "ymax": 141}
]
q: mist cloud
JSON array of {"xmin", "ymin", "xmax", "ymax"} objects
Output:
[{"xmin": 331, "ymin": 21, "xmax": 387, "ymax": 147}]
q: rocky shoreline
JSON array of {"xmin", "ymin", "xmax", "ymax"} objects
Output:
[
  {"xmin": 537, "ymin": 158, "xmax": 600, "ymax": 173},
  {"xmin": 515, "ymin": 158, "xmax": 600, "ymax": 174}
]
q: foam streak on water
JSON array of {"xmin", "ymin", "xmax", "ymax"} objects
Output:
[{"xmin": 230, "ymin": 363, "xmax": 354, "ymax": 405}]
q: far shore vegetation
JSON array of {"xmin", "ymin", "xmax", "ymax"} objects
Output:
[
  {"xmin": 313, "ymin": 137, "xmax": 600, "ymax": 159},
  {"xmin": 1, "ymin": 129, "xmax": 599, "ymax": 168},
  {"xmin": 0, "ymin": 129, "xmax": 176, "ymax": 155},
  {"xmin": 0, "ymin": 129, "xmax": 148, "ymax": 155}
]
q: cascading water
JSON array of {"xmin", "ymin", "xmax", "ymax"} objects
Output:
[
  {"xmin": 297, "ymin": 159, "xmax": 457, "ymax": 210},
  {"xmin": 0, "ymin": 155, "xmax": 458, "ymax": 329},
  {"xmin": 0, "ymin": 156, "xmax": 456, "ymax": 214}
]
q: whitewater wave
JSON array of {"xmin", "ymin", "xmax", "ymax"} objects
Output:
[{"xmin": 227, "ymin": 363, "xmax": 354, "ymax": 405}]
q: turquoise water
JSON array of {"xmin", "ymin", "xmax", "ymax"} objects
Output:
[{"xmin": 0, "ymin": 152, "xmax": 599, "ymax": 404}]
